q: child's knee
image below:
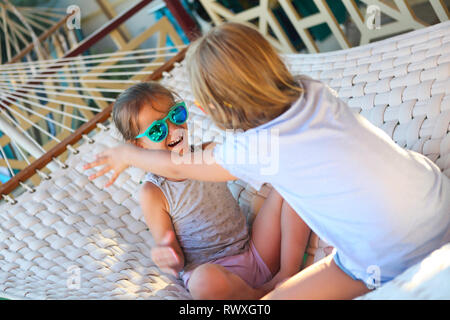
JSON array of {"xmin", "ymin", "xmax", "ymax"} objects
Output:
[
  {"xmin": 188, "ymin": 264, "xmax": 232, "ymax": 299},
  {"xmin": 268, "ymin": 188, "xmax": 282, "ymax": 200}
]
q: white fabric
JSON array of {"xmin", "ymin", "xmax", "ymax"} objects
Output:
[
  {"xmin": 357, "ymin": 243, "xmax": 450, "ymax": 299},
  {"xmin": 214, "ymin": 75, "xmax": 450, "ymax": 285}
]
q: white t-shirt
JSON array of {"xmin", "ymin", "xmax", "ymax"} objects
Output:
[{"xmin": 214, "ymin": 76, "xmax": 450, "ymax": 285}]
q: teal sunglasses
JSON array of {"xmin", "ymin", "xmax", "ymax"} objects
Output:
[{"xmin": 135, "ymin": 101, "xmax": 188, "ymax": 143}]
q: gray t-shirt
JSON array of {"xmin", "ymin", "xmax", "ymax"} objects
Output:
[{"xmin": 143, "ymin": 172, "xmax": 249, "ymax": 275}]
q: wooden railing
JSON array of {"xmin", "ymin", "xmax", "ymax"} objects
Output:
[
  {"xmin": 0, "ymin": 0, "xmax": 198, "ymax": 202},
  {"xmin": 198, "ymin": 0, "xmax": 449, "ymax": 53}
]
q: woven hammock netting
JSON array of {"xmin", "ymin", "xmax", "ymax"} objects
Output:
[{"xmin": 0, "ymin": 20, "xmax": 449, "ymax": 299}]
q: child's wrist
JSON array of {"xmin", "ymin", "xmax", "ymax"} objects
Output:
[{"xmin": 123, "ymin": 143, "xmax": 139, "ymax": 166}]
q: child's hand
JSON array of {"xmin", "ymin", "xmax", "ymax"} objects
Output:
[
  {"xmin": 151, "ymin": 231, "xmax": 183, "ymax": 278},
  {"xmin": 83, "ymin": 144, "xmax": 133, "ymax": 187}
]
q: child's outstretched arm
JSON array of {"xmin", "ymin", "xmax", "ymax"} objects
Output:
[{"xmin": 83, "ymin": 143, "xmax": 236, "ymax": 187}]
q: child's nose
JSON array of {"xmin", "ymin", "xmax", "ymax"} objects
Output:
[
  {"xmin": 167, "ymin": 121, "xmax": 186, "ymax": 137},
  {"xmin": 167, "ymin": 121, "xmax": 179, "ymax": 132}
]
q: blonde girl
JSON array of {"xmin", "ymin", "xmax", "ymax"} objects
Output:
[{"xmin": 84, "ymin": 23, "xmax": 450, "ymax": 299}]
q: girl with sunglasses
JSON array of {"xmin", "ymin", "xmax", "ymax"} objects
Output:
[{"xmin": 88, "ymin": 82, "xmax": 312, "ymax": 299}]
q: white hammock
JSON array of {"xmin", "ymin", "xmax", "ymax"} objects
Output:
[{"xmin": 0, "ymin": 21, "xmax": 449, "ymax": 299}]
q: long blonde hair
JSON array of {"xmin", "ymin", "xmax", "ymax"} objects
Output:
[{"xmin": 186, "ymin": 22, "xmax": 303, "ymax": 130}]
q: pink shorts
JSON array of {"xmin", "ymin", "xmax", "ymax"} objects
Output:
[{"xmin": 182, "ymin": 241, "xmax": 273, "ymax": 289}]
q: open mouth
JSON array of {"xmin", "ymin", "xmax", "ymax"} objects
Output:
[{"xmin": 167, "ymin": 136, "xmax": 183, "ymax": 148}]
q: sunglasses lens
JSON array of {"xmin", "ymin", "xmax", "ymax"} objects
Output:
[
  {"xmin": 149, "ymin": 123, "xmax": 167, "ymax": 142},
  {"xmin": 170, "ymin": 104, "xmax": 188, "ymax": 124}
]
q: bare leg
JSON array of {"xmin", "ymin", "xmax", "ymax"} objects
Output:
[
  {"xmin": 262, "ymin": 254, "xmax": 370, "ymax": 300},
  {"xmin": 250, "ymin": 189, "xmax": 284, "ymax": 275},
  {"xmin": 188, "ymin": 189, "xmax": 311, "ymax": 300},
  {"xmin": 258, "ymin": 200, "xmax": 310, "ymax": 293},
  {"xmin": 251, "ymin": 189, "xmax": 311, "ymax": 294},
  {"xmin": 188, "ymin": 263, "xmax": 265, "ymax": 300}
]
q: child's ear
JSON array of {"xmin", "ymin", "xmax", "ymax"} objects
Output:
[{"xmin": 208, "ymin": 103, "xmax": 216, "ymax": 110}]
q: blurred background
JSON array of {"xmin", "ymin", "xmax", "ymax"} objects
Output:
[{"xmin": 2, "ymin": 0, "xmax": 449, "ymax": 61}]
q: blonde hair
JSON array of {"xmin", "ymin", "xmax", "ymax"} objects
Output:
[{"xmin": 186, "ymin": 22, "xmax": 303, "ymax": 130}]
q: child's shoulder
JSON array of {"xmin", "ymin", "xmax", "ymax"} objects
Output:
[
  {"xmin": 140, "ymin": 179, "xmax": 164, "ymax": 197},
  {"xmin": 295, "ymin": 74, "xmax": 338, "ymax": 97},
  {"xmin": 140, "ymin": 179, "xmax": 169, "ymax": 212},
  {"xmin": 294, "ymin": 73, "xmax": 320, "ymax": 84},
  {"xmin": 143, "ymin": 172, "xmax": 165, "ymax": 186}
]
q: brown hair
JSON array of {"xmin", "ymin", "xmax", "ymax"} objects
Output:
[
  {"xmin": 186, "ymin": 22, "xmax": 302, "ymax": 131},
  {"xmin": 112, "ymin": 82, "xmax": 177, "ymax": 141}
]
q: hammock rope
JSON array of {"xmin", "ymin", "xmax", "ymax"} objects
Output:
[
  {"xmin": 0, "ymin": 47, "xmax": 183, "ymax": 184},
  {"xmin": 0, "ymin": 45, "xmax": 186, "ymax": 71}
]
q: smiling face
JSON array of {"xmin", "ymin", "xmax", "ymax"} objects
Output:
[{"xmin": 133, "ymin": 94, "xmax": 188, "ymax": 153}]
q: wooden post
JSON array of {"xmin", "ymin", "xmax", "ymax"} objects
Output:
[
  {"xmin": 0, "ymin": 0, "xmax": 156, "ymax": 197},
  {"xmin": 95, "ymin": 0, "xmax": 131, "ymax": 49},
  {"xmin": 64, "ymin": 0, "xmax": 154, "ymax": 58},
  {"xmin": 0, "ymin": 47, "xmax": 188, "ymax": 198},
  {"xmin": 163, "ymin": 0, "xmax": 200, "ymax": 41},
  {"xmin": 0, "ymin": 0, "xmax": 154, "ymax": 112},
  {"xmin": 7, "ymin": 13, "xmax": 73, "ymax": 64}
]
